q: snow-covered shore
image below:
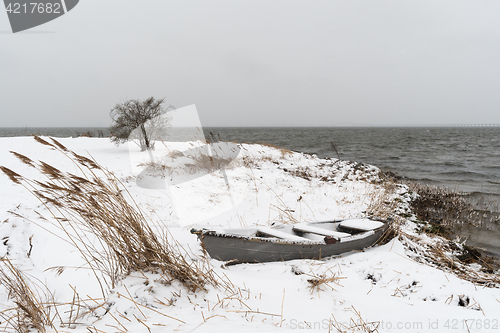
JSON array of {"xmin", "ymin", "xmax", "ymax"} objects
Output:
[{"xmin": 1, "ymin": 137, "xmax": 499, "ymax": 332}]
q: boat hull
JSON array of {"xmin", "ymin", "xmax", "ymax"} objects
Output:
[{"xmin": 195, "ymin": 226, "xmax": 386, "ymax": 263}]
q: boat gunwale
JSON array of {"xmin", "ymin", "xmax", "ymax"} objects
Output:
[{"xmin": 191, "ymin": 220, "xmax": 387, "ymax": 246}]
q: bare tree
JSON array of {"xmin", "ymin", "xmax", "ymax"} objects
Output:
[{"xmin": 109, "ymin": 97, "xmax": 174, "ymax": 151}]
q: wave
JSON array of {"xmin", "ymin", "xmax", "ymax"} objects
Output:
[
  {"xmin": 467, "ymin": 191, "xmax": 500, "ymax": 197},
  {"xmin": 438, "ymin": 170, "xmax": 490, "ymax": 179},
  {"xmin": 406, "ymin": 177, "xmax": 439, "ymax": 183},
  {"xmin": 441, "ymin": 161, "xmax": 465, "ymax": 167},
  {"xmin": 482, "ymin": 165, "xmax": 500, "ymax": 171}
]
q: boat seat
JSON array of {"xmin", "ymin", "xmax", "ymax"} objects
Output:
[
  {"xmin": 338, "ymin": 219, "xmax": 384, "ymax": 231},
  {"xmin": 292, "ymin": 224, "xmax": 351, "ymax": 239},
  {"xmin": 256, "ymin": 227, "xmax": 308, "ymax": 242}
]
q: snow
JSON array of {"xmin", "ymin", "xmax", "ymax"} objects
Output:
[
  {"xmin": 339, "ymin": 219, "xmax": 385, "ymax": 231},
  {"xmin": 339, "ymin": 230, "xmax": 375, "ymax": 243},
  {"xmin": 255, "ymin": 226, "xmax": 313, "ymax": 242},
  {"xmin": 0, "ymin": 136, "xmax": 499, "ymax": 332},
  {"xmin": 292, "ymin": 223, "xmax": 351, "ymax": 239}
]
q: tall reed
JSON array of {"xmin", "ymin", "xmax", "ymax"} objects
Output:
[
  {"xmin": 1, "ymin": 136, "xmax": 221, "ymax": 293},
  {"xmin": 0, "ymin": 259, "xmax": 56, "ymax": 333}
]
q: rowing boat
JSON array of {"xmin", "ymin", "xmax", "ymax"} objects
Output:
[{"xmin": 191, "ymin": 218, "xmax": 388, "ymax": 263}]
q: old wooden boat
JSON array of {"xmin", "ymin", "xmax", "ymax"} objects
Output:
[{"xmin": 191, "ymin": 218, "xmax": 389, "ymax": 263}]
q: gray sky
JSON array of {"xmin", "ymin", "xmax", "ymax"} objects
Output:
[{"xmin": 1, "ymin": 0, "xmax": 500, "ymax": 127}]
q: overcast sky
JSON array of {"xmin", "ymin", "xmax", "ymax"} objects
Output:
[{"xmin": 1, "ymin": 0, "xmax": 500, "ymax": 127}]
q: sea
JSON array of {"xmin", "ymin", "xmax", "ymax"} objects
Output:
[{"xmin": 1, "ymin": 126, "xmax": 499, "ymax": 255}]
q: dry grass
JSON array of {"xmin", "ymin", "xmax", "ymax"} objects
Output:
[
  {"xmin": 137, "ymin": 160, "xmax": 173, "ymax": 177},
  {"xmin": 365, "ymin": 181, "xmax": 400, "ymax": 220},
  {"xmin": 306, "ymin": 271, "xmax": 344, "ymax": 293},
  {"xmin": 405, "ymin": 182, "xmax": 500, "ymax": 272},
  {"xmin": 398, "ymin": 231, "xmax": 500, "ymax": 286},
  {"xmin": 1, "ymin": 136, "xmax": 225, "ymax": 294},
  {"xmin": 407, "ymin": 182, "xmax": 488, "ymax": 230},
  {"xmin": 268, "ymin": 190, "xmax": 301, "ymax": 225},
  {"xmin": 187, "ymin": 153, "xmax": 235, "ymax": 174},
  {"xmin": 330, "ymin": 306, "xmax": 379, "ymax": 333},
  {"xmin": 358, "ymin": 175, "xmax": 500, "ymax": 285},
  {"xmin": 138, "ymin": 143, "xmax": 240, "ymax": 180},
  {"xmin": 256, "ymin": 142, "xmax": 294, "ymax": 158},
  {"xmin": 0, "ymin": 259, "xmax": 100, "ymax": 331},
  {"xmin": 0, "ymin": 259, "xmax": 56, "ymax": 333},
  {"xmin": 362, "ymin": 177, "xmax": 404, "ymax": 245}
]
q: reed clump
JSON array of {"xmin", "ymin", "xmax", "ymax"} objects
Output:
[
  {"xmin": 1, "ymin": 136, "xmax": 221, "ymax": 293},
  {"xmin": 407, "ymin": 183, "xmax": 486, "ymax": 231},
  {"xmin": 365, "ymin": 179, "xmax": 401, "ymax": 220},
  {"xmin": 398, "ymin": 231, "xmax": 500, "ymax": 286},
  {"xmin": 405, "ymin": 182, "xmax": 500, "ymax": 272},
  {"xmin": 361, "ymin": 176, "xmax": 500, "ymax": 283},
  {"xmin": 364, "ymin": 176, "xmax": 405, "ymax": 245},
  {"xmin": 0, "ymin": 259, "xmax": 56, "ymax": 333}
]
